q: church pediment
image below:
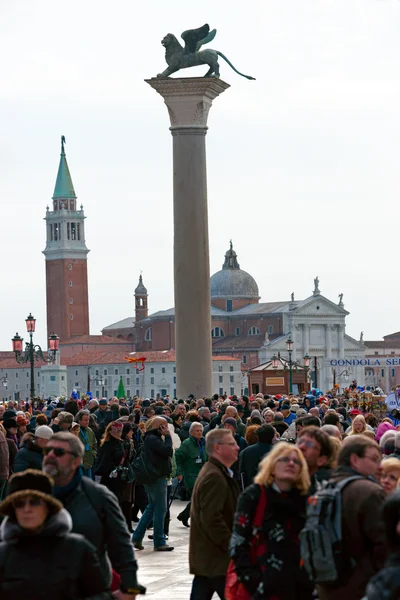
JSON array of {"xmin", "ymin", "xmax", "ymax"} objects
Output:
[{"xmin": 292, "ymin": 295, "xmax": 349, "ymax": 317}]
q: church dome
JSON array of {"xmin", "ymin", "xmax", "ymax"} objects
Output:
[{"xmin": 210, "ymin": 243, "xmax": 259, "ymax": 300}]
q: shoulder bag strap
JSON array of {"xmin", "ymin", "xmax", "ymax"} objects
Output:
[{"xmin": 253, "ymin": 485, "xmax": 267, "ymax": 528}]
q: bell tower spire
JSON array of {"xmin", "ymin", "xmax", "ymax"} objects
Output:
[
  {"xmin": 135, "ymin": 274, "xmax": 148, "ymax": 322},
  {"xmin": 43, "ymin": 137, "xmax": 90, "ymax": 341}
]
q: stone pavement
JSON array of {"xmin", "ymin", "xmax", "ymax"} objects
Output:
[{"xmin": 134, "ymin": 498, "xmax": 202, "ymax": 599}]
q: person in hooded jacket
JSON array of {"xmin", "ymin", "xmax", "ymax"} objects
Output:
[
  {"xmin": 0, "ymin": 469, "xmax": 110, "ymax": 600},
  {"xmin": 13, "ymin": 426, "xmax": 53, "ymax": 472}
]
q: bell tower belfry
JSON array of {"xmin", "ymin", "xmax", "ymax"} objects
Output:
[
  {"xmin": 43, "ymin": 136, "xmax": 90, "ymax": 341},
  {"xmin": 135, "ymin": 274, "xmax": 148, "ymax": 322}
]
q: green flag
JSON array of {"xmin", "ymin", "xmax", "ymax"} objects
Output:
[{"xmin": 117, "ymin": 376, "xmax": 126, "ymax": 400}]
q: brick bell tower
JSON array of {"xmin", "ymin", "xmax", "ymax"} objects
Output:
[{"xmin": 43, "ymin": 136, "xmax": 90, "ymax": 341}]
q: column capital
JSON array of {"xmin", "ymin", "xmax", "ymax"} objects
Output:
[{"xmin": 145, "ymin": 77, "xmax": 230, "ymax": 129}]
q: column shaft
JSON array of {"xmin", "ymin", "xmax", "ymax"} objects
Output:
[{"xmin": 172, "ymin": 129, "xmax": 211, "ymax": 398}]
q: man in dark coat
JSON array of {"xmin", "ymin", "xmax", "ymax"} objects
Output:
[
  {"xmin": 43, "ymin": 431, "xmax": 144, "ymax": 599},
  {"xmin": 239, "ymin": 423, "xmax": 274, "ymax": 489},
  {"xmin": 189, "ymin": 428, "xmax": 240, "ymax": 599},
  {"xmin": 317, "ymin": 436, "xmax": 386, "ymax": 600}
]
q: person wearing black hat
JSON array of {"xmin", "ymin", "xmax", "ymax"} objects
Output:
[
  {"xmin": 42, "ymin": 431, "xmax": 145, "ymax": 597},
  {"xmin": 0, "ymin": 469, "xmax": 110, "ymax": 599},
  {"xmin": 3, "ymin": 417, "xmax": 19, "ymax": 448}
]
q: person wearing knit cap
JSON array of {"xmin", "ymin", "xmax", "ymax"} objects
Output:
[
  {"xmin": 281, "ymin": 402, "xmax": 296, "ymax": 426},
  {"xmin": 0, "ymin": 470, "xmax": 110, "ymax": 599},
  {"xmin": 13, "ymin": 425, "xmax": 53, "ymax": 473}
]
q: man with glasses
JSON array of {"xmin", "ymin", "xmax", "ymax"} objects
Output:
[
  {"xmin": 317, "ymin": 436, "xmax": 386, "ymax": 600},
  {"xmin": 189, "ymin": 428, "xmax": 240, "ymax": 600},
  {"xmin": 296, "ymin": 425, "xmax": 333, "ymax": 494},
  {"xmin": 42, "ymin": 431, "xmax": 144, "ymax": 599}
]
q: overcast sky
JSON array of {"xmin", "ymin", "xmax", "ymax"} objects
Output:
[{"xmin": 1, "ymin": 0, "xmax": 399, "ymax": 350}]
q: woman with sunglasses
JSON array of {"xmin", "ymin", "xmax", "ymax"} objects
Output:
[
  {"xmin": 0, "ymin": 469, "xmax": 110, "ymax": 599},
  {"xmin": 228, "ymin": 442, "xmax": 313, "ymax": 600}
]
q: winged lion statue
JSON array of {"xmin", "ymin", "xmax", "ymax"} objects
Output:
[{"xmin": 156, "ymin": 24, "xmax": 255, "ymax": 80}]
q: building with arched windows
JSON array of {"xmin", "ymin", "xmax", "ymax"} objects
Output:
[
  {"xmin": 102, "ymin": 243, "xmax": 366, "ymax": 387},
  {"xmin": 103, "ymin": 243, "xmax": 290, "ymax": 369}
]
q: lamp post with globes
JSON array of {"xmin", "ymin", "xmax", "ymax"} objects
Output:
[
  {"xmin": 271, "ymin": 348, "xmax": 311, "ymax": 395},
  {"xmin": 12, "ymin": 313, "xmax": 59, "ymax": 401}
]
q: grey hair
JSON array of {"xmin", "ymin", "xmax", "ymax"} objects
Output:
[
  {"xmin": 189, "ymin": 421, "xmax": 203, "ymax": 434},
  {"xmin": 50, "ymin": 431, "xmax": 85, "ymax": 459},
  {"xmin": 205, "ymin": 428, "xmax": 233, "ymax": 455},
  {"xmin": 198, "ymin": 406, "xmax": 210, "ymax": 416},
  {"xmin": 76, "ymin": 409, "xmax": 90, "ymax": 423}
]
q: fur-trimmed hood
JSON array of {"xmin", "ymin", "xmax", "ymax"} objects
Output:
[{"xmin": 0, "ymin": 507, "xmax": 72, "ymax": 542}]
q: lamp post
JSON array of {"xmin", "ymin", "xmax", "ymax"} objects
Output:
[
  {"xmin": 286, "ymin": 337, "xmax": 293, "ymax": 394},
  {"xmin": 12, "ymin": 314, "xmax": 59, "ymax": 400},
  {"xmin": 303, "ymin": 353, "xmax": 311, "ymax": 391}
]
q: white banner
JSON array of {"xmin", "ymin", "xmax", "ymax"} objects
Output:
[{"xmin": 384, "ymin": 392, "xmax": 400, "ymax": 410}]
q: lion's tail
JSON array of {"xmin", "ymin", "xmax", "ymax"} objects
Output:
[{"xmin": 216, "ymin": 51, "xmax": 256, "ymax": 80}]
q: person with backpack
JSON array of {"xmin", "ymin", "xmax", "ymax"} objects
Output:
[
  {"xmin": 364, "ymin": 488, "xmax": 400, "ymax": 600},
  {"xmin": 303, "ymin": 436, "xmax": 386, "ymax": 600},
  {"xmin": 42, "ymin": 431, "xmax": 145, "ymax": 598},
  {"xmin": 227, "ymin": 442, "xmax": 313, "ymax": 600}
]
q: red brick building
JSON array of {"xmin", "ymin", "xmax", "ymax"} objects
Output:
[{"xmin": 103, "ymin": 243, "xmax": 287, "ymax": 369}]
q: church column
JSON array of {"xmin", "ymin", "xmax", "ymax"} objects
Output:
[
  {"xmin": 325, "ymin": 324, "xmax": 332, "ymax": 358},
  {"xmin": 303, "ymin": 324, "xmax": 310, "ymax": 355},
  {"xmin": 146, "ymin": 78, "xmax": 229, "ymax": 399},
  {"xmin": 324, "ymin": 324, "xmax": 332, "ymax": 390},
  {"xmin": 338, "ymin": 324, "xmax": 345, "ymax": 359}
]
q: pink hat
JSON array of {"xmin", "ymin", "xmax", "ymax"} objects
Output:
[{"xmin": 376, "ymin": 421, "xmax": 396, "ymax": 443}]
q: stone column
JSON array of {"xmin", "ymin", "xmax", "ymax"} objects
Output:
[
  {"xmin": 303, "ymin": 324, "xmax": 310, "ymax": 354},
  {"xmin": 338, "ymin": 324, "xmax": 345, "ymax": 359},
  {"xmin": 146, "ymin": 78, "xmax": 230, "ymax": 398},
  {"xmin": 325, "ymin": 324, "xmax": 332, "ymax": 358}
]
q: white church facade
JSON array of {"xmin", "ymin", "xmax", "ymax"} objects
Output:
[{"xmin": 258, "ymin": 279, "xmax": 366, "ymax": 393}]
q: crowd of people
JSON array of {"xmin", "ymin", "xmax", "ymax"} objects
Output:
[{"xmin": 0, "ymin": 390, "xmax": 400, "ymax": 599}]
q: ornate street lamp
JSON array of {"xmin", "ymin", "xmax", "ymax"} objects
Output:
[
  {"xmin": 12, "ymin": 315, "xmax": 59, "ymax": 400},
  {"xmin": 271, "ymin": 354, "xmax": 279, "ymax": 369}
]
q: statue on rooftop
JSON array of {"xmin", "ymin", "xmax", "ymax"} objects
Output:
[{"xmin": 156, "ymin": 24, "xmax": 256, "ymax": 80}]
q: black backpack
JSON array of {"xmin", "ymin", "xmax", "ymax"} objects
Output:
[{"xmin": 300, "ymin": 475, "xmax": 363, "ymax": 585}]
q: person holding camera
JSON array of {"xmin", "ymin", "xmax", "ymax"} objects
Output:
[
  {"xmin": 131, "ymin": 416, "xmax": 174, "ymax": 552},
  {"xmin": 94, "ymin": 420, "xmax": 126, "ymax": 501}
]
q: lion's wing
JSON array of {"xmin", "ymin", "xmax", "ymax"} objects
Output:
[
  {"xmin": 181, "ymin": 24, "xmax": 210, "ymax": 54},
  {"xmin": 196, "ymin": 29, "xmax": 217, "ymax": 52}
]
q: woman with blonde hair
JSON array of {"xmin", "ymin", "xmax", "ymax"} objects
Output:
[
  {"xmin": 347, "ymin": 414, "xmax": 367, "ymax": 436},
  {"xmin": 227, "ymin": 443, "xmax": 313, "ymax": 600},
  {"xmin": 380, "ymin": 457, "xmax": 400, "ymax": 495}
]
